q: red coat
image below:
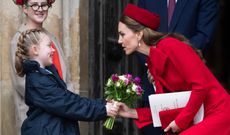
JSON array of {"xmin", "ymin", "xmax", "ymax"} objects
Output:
[{"xmin": 134, "ymin": 37, "xmax": 230, "ymax": 135}]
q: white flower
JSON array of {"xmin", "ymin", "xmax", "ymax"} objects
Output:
[
  {"xmin": 119, "ymin": 75, "xmax": 126, "ymax": 81},
  {"xmin": 126, "ymin": 88, "xmax": 131, "ymax": 93},
  {"xmin": 132, "ymin": 84, "xmax": 138, "ymax": 92},
  {"xmin": 106, "ymin": 78, "xmax": 112, "ymax": 86},
  {"xmin": 116, "ymin": 81, "xmax": 121, "ymax": 87},
  {"xmin": 119, "ymin": 75, "xmax": 130, "ymax": 85}
]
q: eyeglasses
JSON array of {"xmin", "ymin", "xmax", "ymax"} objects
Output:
[{"xmin": 28, "ymin": 3, "xmax": 50, "ymax": 11}]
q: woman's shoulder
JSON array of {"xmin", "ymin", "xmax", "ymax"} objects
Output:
[
  {"xmin": 148, "ymin": 37, "xmax": 187, "ymax": 63},
  {"xmin": 156, "ymin": 37, "xmax": 192, "ymax": 52},
  {"xmin": 43, "ymin": 29, "xmax": 58, "ymax": 41},
  {"xmin": 11, "ymin": 24, "xmax": 26, "ymax": 44},
  {"xmin": 158, "ymin": 37, "xmax": 181, "ymax": 47}
]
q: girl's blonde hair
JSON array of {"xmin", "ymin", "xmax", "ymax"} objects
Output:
[{"xmin": 15, "ymin": 29, "xmax": 43, "ymax": 77}]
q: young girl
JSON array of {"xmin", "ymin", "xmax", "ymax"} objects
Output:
[
  {"xmin": 15, "ymin": 29, "xmax": 118, "ymax": 135},
  {"xmin": 10, "ymin": 0, "xmax": 72, "ymax": 133}
]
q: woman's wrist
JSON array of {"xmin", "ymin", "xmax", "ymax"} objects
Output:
[{"xmin": 128, "ymin": 108, "xmax": 138, "ymax": 119}]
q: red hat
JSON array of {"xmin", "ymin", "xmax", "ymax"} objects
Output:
[
  {"xmin": 47, "ymin": 0, "xmax": 56, "ymax": 4},
  {"xmin": 14, "ymin": 0, "xmax": 23, "ymax": 5},
  {"xmin": 13, "ymin": 0, "xmax": 55, "ymax": 5},
  {"xmin": 123, "ymin": 4, "xmax": 160, "ymax": 30}
]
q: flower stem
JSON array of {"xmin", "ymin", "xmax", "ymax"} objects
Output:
[{"xmin": 103, "ymin": 117, "xmax": 115, "ymax": 130}]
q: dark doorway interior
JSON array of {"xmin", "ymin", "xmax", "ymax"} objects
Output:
[
  {"xmin": 88, "ymin": 0, "xmax": 141, "ymax": 135},
  {"xmin": 205, "ymin": 0, "xmax": 230, "ymax": 92}
]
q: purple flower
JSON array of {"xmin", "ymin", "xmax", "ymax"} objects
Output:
[
  {"xmin": 125, "ymin": 74, "xmax": 132, "ymax": 80},
  {"xmin": 136, "ymin": 86, "xmax": 143, "ymax": 95},
  {"xmin": 133, "ymin": 77, "xmax": 141, "ymax": 85},
  {"xmin": 111, "ymin": 74, "xmax": 119, "ymax": 82}
]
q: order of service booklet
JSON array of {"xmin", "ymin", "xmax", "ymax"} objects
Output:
[{"xmin": 148, "ymin": 91, "xmax": 204, "ymax": 127}]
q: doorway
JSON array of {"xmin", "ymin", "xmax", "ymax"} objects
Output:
[{"xmin": 88, "ymin": 0, "xmax": 142, "ymax": 135}]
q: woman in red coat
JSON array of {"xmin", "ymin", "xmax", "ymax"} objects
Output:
[{"xmin": 117, "ymin": 4, "xmax": 230, "ymax": 135}]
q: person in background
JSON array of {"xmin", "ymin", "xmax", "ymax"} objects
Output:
[
  {"xmin": 136, "ymin": 0, "xmax": 220, "ymax": 134},
  {"xmin": 10, "ymin": 0, "xmax": 73, "ymax": 134},
  {"xmin": 116, "ymin": 4, "xmax": 230, "ymax": 135},
  {"xmin": 138, "ymin": 0, "xmax": 219, "ymax": 50}
]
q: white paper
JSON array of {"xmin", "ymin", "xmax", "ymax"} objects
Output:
[{"xmin": 148, "ymin": 91, "xmax": 204, "ymax": 127}]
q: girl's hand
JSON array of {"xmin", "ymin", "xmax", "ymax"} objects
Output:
[
  {"xmin": 105, "ymin": 101, "xmax": 119, "ymax": 117},
  {"xmin": 164, "ymin": 120, "xmax": 181, "ymax": 133}
]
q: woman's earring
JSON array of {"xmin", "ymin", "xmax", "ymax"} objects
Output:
[{"xmin": 138, "ymin": 41, "xmax": 141, "ymax": 47}]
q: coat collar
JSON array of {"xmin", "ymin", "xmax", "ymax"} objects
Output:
[
  {"xmin": 23, "ymin": 60, "xmax": 67, "ymax": 89},
  {"xmin": 23, "ymin": 60, "xmax": 52, "ymax": 76},
  {"xmin": 147, "ymin": 42, "xmax": 168, "ymax": 76},
  {"xmin": 146, "ymin": 40, "xmax": 169, "ymax": 94}
]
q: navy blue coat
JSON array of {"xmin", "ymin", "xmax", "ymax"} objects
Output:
[{"xmin": 21, "ymin": 60, "xmax": 107, "ymax": 135}]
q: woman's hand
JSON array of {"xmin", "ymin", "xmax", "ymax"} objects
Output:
[
  {"xmin": 164, "ymin": 120, "xmax": 181, "ymax": 133},
  {"xmin": 116, "ymin": 102, "xmax": 138, "ymax": 119}
]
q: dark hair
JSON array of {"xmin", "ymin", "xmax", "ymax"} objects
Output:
[
  {"xmin": 15, "ymin": 29, "xmax": 43, "ymax": 77},
  {"xmin": 120, "ymin": 15, "xmax": 206, "ymax": 62}
]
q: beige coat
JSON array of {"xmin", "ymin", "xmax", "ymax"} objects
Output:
[{"xmin": 10, "ymin": 24, "xmax": 73, "ymax": 135}]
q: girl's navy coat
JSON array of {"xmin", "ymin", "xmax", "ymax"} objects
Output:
[{"xmin": 21, "ymin": 60, "xmax": 107, "ymax": 135}]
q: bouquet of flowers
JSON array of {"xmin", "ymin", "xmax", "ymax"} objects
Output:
[{"xmin": 103, "ymin": 74, "xmax": 143, "ymax": 130}]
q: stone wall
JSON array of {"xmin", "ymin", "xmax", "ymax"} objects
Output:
[{"xmin": 0, "ymin": 0, "xmax": 89, "ymax": 135}]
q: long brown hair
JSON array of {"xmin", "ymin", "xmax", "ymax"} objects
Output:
[
  {"xmin": 119, "ymin": 15, "xmax": 206, "ymax": 62},
  {"xmin": 15, "ymin": 29, "xmax": 43, "ymax": 77}
]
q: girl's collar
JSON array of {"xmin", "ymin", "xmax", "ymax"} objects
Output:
[{"xmin": 23, "ymin": 60, "xmax": 52, "ymax": 75}]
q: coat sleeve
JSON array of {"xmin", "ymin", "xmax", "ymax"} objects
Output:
[
  {"xmin": 160, "ymin": 38, "xmax": 212, "ymax": 129},
  {"xmin": 189, "ymin": 0, "xmax": 219, "ymax": 49},
  {"xmin": 133, "ymin": 107, "xmax": 153, "ymax": 128},
  {"xmin": 29, "ymin": 75, "xmax": 107, "ymax": 121}
]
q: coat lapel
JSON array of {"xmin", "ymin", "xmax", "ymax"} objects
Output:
[
  {"xmin": 147, "ymin": 47, "xmax": 169, "ymax": 93},
  {"xmin": 168, "ymin": 0, "xmax": 188, "ymax": 31}
]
